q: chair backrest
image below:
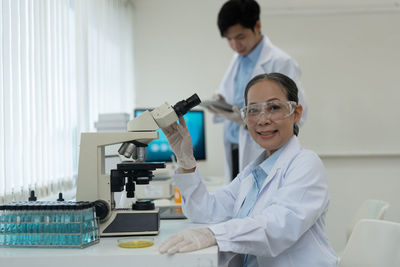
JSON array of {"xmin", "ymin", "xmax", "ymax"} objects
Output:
[
  {"xmin": 346, "ymin": 199, "xmax": 390, "ymax": 240},
  {"xmin": 339, "ymin": 219, "xmax": 400, "ymax": 267}
]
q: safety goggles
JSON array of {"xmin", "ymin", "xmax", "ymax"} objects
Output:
[{"xmin": 240, "ymin": 100, "xmax": 297, "ymax": 123}]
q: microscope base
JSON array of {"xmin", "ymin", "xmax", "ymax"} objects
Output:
[{"xmin": 100, "ymin": 209, "xmax": 160, "ymax": 236}]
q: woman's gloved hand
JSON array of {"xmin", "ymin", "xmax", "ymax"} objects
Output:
[
  {"xmin": 161, "ymin": 117, "xmax": 196, "ymax": 170},
  {"xmin": 158, "ymin": 228, "xmax": 217, "ymax": 254}
]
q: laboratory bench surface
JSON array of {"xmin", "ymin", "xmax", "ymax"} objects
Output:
[{"xmin": 0, "ymin": 220, "xmax": 218, "ymax": 267}]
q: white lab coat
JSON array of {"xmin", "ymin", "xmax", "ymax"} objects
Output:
[
  {"xmin": 173, "ymin": 136, "xmax": 337, "ymax": 267},
  {"xmin": 215, "ymin": 35, "xmax": 307, "ymax": 183}
]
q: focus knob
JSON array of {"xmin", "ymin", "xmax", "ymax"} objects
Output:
[
  {"xmin": 94, "ymin": 200, "xmax": 110, "ymax": 220},
  {"xmin": 132, "ymin": 200, "xmax": 155, "ymax": 210}
]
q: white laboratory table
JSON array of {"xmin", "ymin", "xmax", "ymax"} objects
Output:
[{"xmin": 0, "ymin": 220, "xmax": 218, "ymax": 267}]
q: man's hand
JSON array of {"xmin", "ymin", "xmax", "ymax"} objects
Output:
[
  {"xmin": 205, "ymin": 94, "xmax": 244, "ymax": 125},
  {"xmin": 207, "ymin": 105, "xmax": 244, "ymax": 126}
]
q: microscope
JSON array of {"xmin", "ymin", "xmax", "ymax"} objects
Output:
[{"xmin": 76, "ymin": 94, "xmax": 201, "ymax": 237}]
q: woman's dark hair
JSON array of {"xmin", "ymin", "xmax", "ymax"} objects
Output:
[
  {"xmin": 244, "ymin": 73, "xmax": 300, "ymax": 136},
  {"xmin": 217, "ymin": 0, "xmax": 260, "ymax": 37}
]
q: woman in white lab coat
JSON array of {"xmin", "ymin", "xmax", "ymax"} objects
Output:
[
  {"xmin": 215, "ymin": 34, "xmax": 308, "ymax": 183},
  {"xmin": 159, "ymin": 73, "xmax": 337, "ymax": 267}
]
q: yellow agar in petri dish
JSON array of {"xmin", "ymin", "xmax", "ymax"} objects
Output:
[{"xmin": 118, "ymin": 240, "xmax": 154, "ymax": 248}]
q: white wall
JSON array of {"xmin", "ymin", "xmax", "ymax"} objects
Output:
[
  {"xmin": 132, "ymin": 0, "xmax": 400, "ymax": 251},
  {"xmin": 132, "ymin": 0, "xmax": 229, "ymax": 179}
]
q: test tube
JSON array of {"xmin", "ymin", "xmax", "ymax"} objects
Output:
[
  {"xmin": 81, "ymin": 203, "xmax": 89, "ymax": 244},
  {"xmin": 9, "ymin": 205, "xmax": 17, "ymax": 245},
  {"xmin": 0, "ymin": 205, "xmax": 5, "ymax": 245},
  {"xmin": 31, "ymin": 205, "xmax": 39, "ymax": 245},
  {"xmin": 15, "ymin": 205, "xmax": 23, "ymax": 245},
  {"xmin": 43, "ymin": 205, "xmax": 50, "ymax": 245},
  {"xmin": 65, "ymin": 204, "xmax": 73, "ymax": 245},
  {"xmin": 53, "ymin": 204, "xmax": 62, "ymax": 245}
]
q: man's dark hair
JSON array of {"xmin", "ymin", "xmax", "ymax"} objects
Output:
[
  {"xmin": 244, "ymin": 73, "xmax": 300, "ymax": 136},
  {"xmin": 217, "ymin": 0, "xmax": 260, "ymax": 37}
]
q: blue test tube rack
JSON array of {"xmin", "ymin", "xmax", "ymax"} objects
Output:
[{"xmin": 0, "ymin": 200, "xmax": 100, "ymax": 248}]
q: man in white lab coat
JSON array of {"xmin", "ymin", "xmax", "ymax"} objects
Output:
[{"xmin": 209, "ymin": 0, "xmax": 307, "ymax": 183}]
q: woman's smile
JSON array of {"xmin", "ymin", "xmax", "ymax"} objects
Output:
[{"xmin": 257, "ymin": 129, "xmax": 278, "ymax": 139}]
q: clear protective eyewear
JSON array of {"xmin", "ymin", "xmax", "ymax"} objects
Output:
[{"xmin": 240, "ymin": 100, "xmax": 297, "ymax": 123}]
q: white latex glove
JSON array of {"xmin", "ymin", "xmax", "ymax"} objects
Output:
[
  {"xmin": 158, "ymin": 228, "xmax": 216, "ymax": 254},
  {"xmin": 161, "ymin": 117, "xmax": 196, "ymax": 170},
  {"xmin": 207, "ymin": 105, "xmax": 244, "ymax": 126}
]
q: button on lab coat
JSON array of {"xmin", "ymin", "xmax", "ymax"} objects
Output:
[
  {"xmin": 173, "ymin": 136, "xmax": 337, "ymax": 267},
  {"xmin": 215, "ymin": 35, "xmax": 308, "ymax": 183}
]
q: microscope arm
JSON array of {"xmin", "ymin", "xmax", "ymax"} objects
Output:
[
  {"xmin": 128, "ymin": 103, "xmax": 179, "ymax": 132},
  {"xmin": 76, "ymin": 131, "xmax": 158, "ymax": 203}
]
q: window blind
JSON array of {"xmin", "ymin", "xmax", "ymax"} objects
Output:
[{"xmin": 0, "ymin": 0, "xmax": 135, "ymax": 203}]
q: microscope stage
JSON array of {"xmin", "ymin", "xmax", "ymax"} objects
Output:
[{"xmin": 117, "ymin": 161, "xmax": 166, "ymax": 171}]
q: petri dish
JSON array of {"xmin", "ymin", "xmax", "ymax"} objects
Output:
[{"xmin": 117, "ymin": 237, "xmax": 154, "ymax": 249}]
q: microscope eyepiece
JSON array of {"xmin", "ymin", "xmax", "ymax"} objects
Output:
[{"xmin": 173, "ymin": 93, "xmax": 201, "ymax": 117}]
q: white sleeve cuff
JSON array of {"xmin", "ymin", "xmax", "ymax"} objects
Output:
[{"xmin": 173, "ymin": 167, "xmax": 202, "ymax": 189}]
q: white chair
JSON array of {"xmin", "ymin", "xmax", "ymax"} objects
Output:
[
  {"xmin": 339, "ymin": 219, "xmax": 400, "ymax": 267},
  {"xmin": 346, "ymin": 199, "xmax": 390, "ymax": 241}
]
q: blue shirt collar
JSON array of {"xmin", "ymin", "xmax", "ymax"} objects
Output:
[
  {"xmin": 259, "ymin": 142, "xmax": 287, "ymax": 174},
  {"xmin": 250, "ymin": 138, "xmax": 291, "ymax": 190},
  {"xmin": 238, "ymin": 35, "xmax": 264, "ymax": 64}
]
